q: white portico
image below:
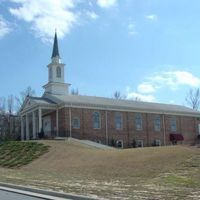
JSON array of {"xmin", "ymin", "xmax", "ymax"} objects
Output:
[
  {"xmin": 20, "ymin": 31, "xmax": 70, "ymax": 140},
  {"xmin": 20, "ymin": 97, "xmax": 58, "ymax": 140}
]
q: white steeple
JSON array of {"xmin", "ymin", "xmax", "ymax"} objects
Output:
[{"xmin": 43, "ymin": 31, "xmax": 70, "ymax": 95}]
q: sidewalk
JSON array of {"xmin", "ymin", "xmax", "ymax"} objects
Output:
[
  {"xmin": 0, "ymin": 182, "xmax": 101, "ymax": 200},
  {"xmin": 65, "ymin": 137, "xmax": 115, "ymax": 150}
]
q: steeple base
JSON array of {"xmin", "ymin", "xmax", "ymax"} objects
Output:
[{"xmin": 43, "ymin": 82, "xmax": 70, "ymax": 95}]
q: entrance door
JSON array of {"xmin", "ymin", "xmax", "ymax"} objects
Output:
[{"xmin": 43, "ymin": 116, "xmax": 51, "ymax": 138}]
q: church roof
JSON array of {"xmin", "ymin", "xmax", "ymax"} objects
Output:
[
  {"xmin": 51, "ymin": 31, "xmax": 60, "ymax": 58},
  {"xmin": 43, "ymin": 93, "xmax": 200, "ymax": 117},
  {"xmin": 30, "ymin": 96, "xmax": 57, "ymax": 105}
]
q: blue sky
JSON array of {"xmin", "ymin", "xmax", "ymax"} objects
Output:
[{"xmin": 1, "ymin": 0, "xmax": 200, "ymax": 107}]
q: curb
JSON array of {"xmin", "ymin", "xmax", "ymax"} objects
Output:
[{"xmin": 0, "ymin": 182, "xmax": 100, "ymax": 200}]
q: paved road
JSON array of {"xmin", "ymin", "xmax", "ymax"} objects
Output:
[{"xmin": 0, "ymin": 190, "xmax": 46, "ymax": 200}]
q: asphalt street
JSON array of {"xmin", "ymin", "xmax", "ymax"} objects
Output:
[{"xmin": 0, "ymin": 190, "xmax": 46, "ymax": 200}]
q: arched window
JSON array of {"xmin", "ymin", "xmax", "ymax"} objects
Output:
[
  {"xmin": 135, "ymin": 113, "xmax": 142, "ymax": 130},
  {"xmin": 170, "ymin": 117, "xmax": 177, "ymax": 132},
  {"xmin": 154, "ymin": 115, "xmax": 161, "ymax": 131},
  {"xmin": 93, "ymin": 112, "xmax": 101, "ymax": 129},
  {"xmin": 115, "ymin": 112, "xmax": 123, "ymax": 130},
  {"xmin": 56, "ymin": 66, "xmax": 61, "ymax": 78}
]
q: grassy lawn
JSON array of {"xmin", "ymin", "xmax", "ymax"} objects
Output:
[
  {"xmin": 0, "ymin": 140, "xmax": 200, "ymax": 199},
  {"xmin": 0, "ymin": 141, "xmax": 49, "ymax": 168}
]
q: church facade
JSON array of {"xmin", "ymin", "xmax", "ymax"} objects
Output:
[{"xmin": 20, "ymin": 32, "xmax": 200, "ymax": 148}]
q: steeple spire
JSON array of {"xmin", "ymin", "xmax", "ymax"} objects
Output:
[{"xmin": 51, "ymin": 31, "xmax": 60, "ymax": 59}]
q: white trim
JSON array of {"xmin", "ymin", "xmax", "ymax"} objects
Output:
[
  {"xmin": 20, "ymin": 105, "xmax": 57, "ymax": 115},
  {"xmin": 58, "ymin": 104, "xmax": 200, "ymax": 117}
]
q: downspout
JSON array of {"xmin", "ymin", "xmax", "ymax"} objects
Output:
[
  {"xmin": 105, "ymin": 110, "xmax": 108, "ymax": 145},
  {"xmin": 146, "ymin": 113, "xmax": 149, "ymax": 146},
  {"xmin": 162, "ymin": 113, "xmax": 166, "ymax": 146},
  {"xmin": 69, "ymin": 104, "xmax": 72, "ymax": 138}
]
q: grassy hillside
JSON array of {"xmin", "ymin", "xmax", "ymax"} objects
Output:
[
  {"xmin": 0, "ymin": 141, "xmax": 49, "ymax": 168},
  {"xmin": 0, "ymin": 140, "xmax": 200, "ymax": 199}
]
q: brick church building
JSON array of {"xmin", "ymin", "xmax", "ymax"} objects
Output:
[{"xmin": 20, "ymin": 32, "xmax": 200, "ymax": 148}]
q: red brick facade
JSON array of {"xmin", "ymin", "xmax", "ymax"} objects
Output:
[{"xmin": 46, "ymin": 107, "xmax": 200, "ymax": 148}]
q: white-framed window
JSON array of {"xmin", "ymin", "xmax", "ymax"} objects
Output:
[
  {"xmin": 136, "ymin": 140, "xmax": 143, "ymax": 147},
  {"xmin": 56, "ymin": 66, "xmax": 61, "ymax": 78},
  {"xmin": 170, "ymin": 117, "xmax": 177, "ymax": 132},
  {"xmin": 116, "ymin": 140, "xmax": 123, "ymax": 148},
  {"xmin": 93, "ymin": 111, "xmax": 101, "ymax": 129},
  {"xmin": 154, "ymin": 139, "xmax": 161, "ymax": 146},
  {"xmin": 135, "ymin": 113, "xmax": 143, "ymax": 130},
  {"xmin": 115, "ymin": 112, "xmax": 123, "ymax": 130},
  {"xmin": 154, "ymin": 115, "xmax": 161, "ymax": 131},
  {"xmin": 72, "ymin": 117, "xmax": 80, "ymax": 129}
]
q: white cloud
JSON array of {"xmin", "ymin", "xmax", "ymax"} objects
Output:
[
  {"xmin": 146, "ymin": 14, "xmax": 158, "ymax": 21},
  {"xmin": 125, "ymin": 70, "xmax": 200, "ymax": 103},
  {"xmin": 9, "ymin": 0, "xmax": 79, "ymax": 42},
  {"xmin": 0, "ymin": 15, "xmax": 12, "ymax": 39},
  {"xmin": 127, "ymin": 91, "xmax": 156, "ymax": 102},
  {"xmin": 137, "ymin": 83, "xmax": 156, "ymax": 94},
  {"xmin": 126, "ymin": 87, "xmax": 156, "ymax": 102},
  {"xmin": 128, "ymin": 22, "xmax": 137, "ymax": 35},
  {"xmin": 97, "ymin": 0, "xmax": 117, "ymax": 8},
  {"xmin": 85, "ymin": 11, "xmax": 99, "ymax": 20},
  {"xmin": 149, "ymin": 71, "xmax": 200, "ymax": 90}
]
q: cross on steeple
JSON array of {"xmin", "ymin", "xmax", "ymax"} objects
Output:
[{"xmin": 51, "ymin": 30, "xmax": 60, "ymax": 59}]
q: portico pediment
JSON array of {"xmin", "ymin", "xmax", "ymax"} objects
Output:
[{"xmin": 20, "ymin": 97, "xmax": 37, "ymax": 113}]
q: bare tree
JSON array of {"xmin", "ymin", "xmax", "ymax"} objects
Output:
[
  {"xmin": 71, "ymin": 88, "xmax": 79, "ymax": 95},
  {"xmin": 134, "ymin": 96, "xmax": 141, "ymax": 101},
  {"xmin": 0, "ymin": 97, "xmax": 6, "ymax": 114},
  {"xmin": 113, "ymin": 91, "xmax": 128, "ymax": 100},
  {"xmin": 185, "ymin": 88, "xmax": 200, "ymax": 110},
  {"xmin": 16, "ymin": 86, "xmax": 35, "ymax": 109},
  {"xmin": 114, "ymin": 91, "xmax": 122, "ymax": 99},
  {"xmin": 7, "ymin": 95, "xmax": 14, "ymax": 115}
]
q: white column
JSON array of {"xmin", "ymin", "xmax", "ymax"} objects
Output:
[
  {"xmin": 38, "ymin": 108, "xmax": 42, "ymax": 133},
  {"xmin": 26, "ymin": 113, "xmax": 30, "ymax": 140},
  {"xmin": 56, "ymin": 109, "xmax": 59, "ymax": 137},
  {"xmin": 69, "ymin": 107, "xmax": 72, "ymax": 137},
  {"xmin": 32, "ymin": 111, "xmax": 36, "ymax": 139},
  {"xmin": 21, "ymin": 115, "xmax": 24, "ymax": 141}
]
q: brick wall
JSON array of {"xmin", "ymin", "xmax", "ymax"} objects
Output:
[{"xmin": 46, "ymin": 107, "xmax": 199, "ymax": 148}]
